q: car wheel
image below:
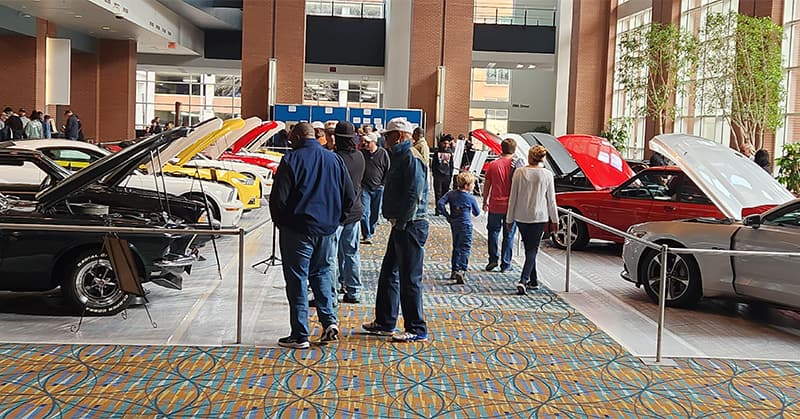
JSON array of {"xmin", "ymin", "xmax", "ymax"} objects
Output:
[
  {"xmin": 550, "ymin": 212, "xmax": 590, "ymax": 250},
  {"xmin": 640, "ymin": 249, "xmax": 702, "ymax": 308},
  {"xmin": 62, "ymin": 251, "xmax": 130, "ymax": 315}
]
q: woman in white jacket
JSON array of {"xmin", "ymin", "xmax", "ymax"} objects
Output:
[{"xmin": 506, "ymin": 145, "xmax": 558, "ymax": 295}]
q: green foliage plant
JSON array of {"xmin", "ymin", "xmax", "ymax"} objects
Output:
[{"xmin": 776, "ymin": 142, "xmax": 800, "ymax": 195}]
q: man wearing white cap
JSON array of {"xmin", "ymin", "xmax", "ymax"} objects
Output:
[
  {"xmin": 362, "ymin": 117, "xmax": 429, "ymax": 343},
  {"xmin": 311, "ymin": 121, "xmax": 325, "ymax": 145}
]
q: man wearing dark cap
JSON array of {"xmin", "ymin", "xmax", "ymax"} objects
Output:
[
  {"xmin": 270, "ymin": 122, "xmax": 355, "ymax": 349},
  {"xmin": 333, "ymin": 121, "xmax": 365, "ymax": 303}
]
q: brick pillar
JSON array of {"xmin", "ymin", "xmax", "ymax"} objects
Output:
[
  {"xmin": 739, "ymin": 0, "xmax": 784, "ymax": 160},
  {"xmin": 0, "ymin": 19, "xmax": 55, "ymax": 113},
  {"xmin": 71, "ymin": 51, "xmax": 99, "ymax": 141},
  {"xmin": 642, "ymin": 0, "xmax": 682, "ymax": 157},
  {"xmin": 566, "ymin": 0, "xmax": 612, "ymax": 135},
  {"xmin": 409, "ymin": 0, "xmax": 474, "ymax": 144},
  {"xmin": 97, "ymin": 39, "xmax": 136, "ymax": 142},
  {"xmin": 241, "ymin": 0, "xmax": 306, "ymax": 119}
]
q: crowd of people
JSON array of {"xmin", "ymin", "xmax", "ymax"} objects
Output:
[
  {"xmin": 268, "ymin": 118, "xmax": 559, "ymax": 349},
  {"xmin": 0, "ymin": 107, "xmax": 84, "ymax": 141}
]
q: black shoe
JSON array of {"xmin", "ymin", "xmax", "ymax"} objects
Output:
[
  {"xmin": 528, "ymin": 281, "xmax": 540, "ymax": 291},
  {"xmin": 278, "ymin": 336, "xmax": 310, "ymax": 349},
  {"xmin": 308, "ymin": 299, "xmax": 316, "ymax": 307},
  {"xmin": 485, "ymin": 262, "xmax": 498, "ymax": 272},
  {"xmin": 342, "ymin": 296, "xmax": 360, "ymax": 304},
  {"xmin": 338, "ymin": 287, "xmax": 346, "ymax": 294},
  {"xmin": 321, "ymin": 324, "xmax": 339, "ymax": 343},
  {"xmin": 361, "ymin": 239, "xmax": 372, "ymax": 245},
  {"xmin": 500, "ymin": 266, "xmax": 513, "ymax": 273},
  {"xmin": 455, "ymin": 271, "xmax": 466, "ymax": 285},
  {"xmin": 516, "ymin": 283, "xmax": 527, "ymax": 295}
]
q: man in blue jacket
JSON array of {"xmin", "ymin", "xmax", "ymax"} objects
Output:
[
  {"xmin": 270, "ymin": 122, "xmax": 355, "ymax": 349},
  {"xmin": 362, "ymin": 118, "xmax": 430, "ymax": 343}
]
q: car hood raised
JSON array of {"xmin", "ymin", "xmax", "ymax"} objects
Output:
[
  {"xmin": 173, "ymin": 118, "xmax": 250, "ymax": 166},
  {"xmin": 558, "ymin": 134, "xmax": 634, "ymax": 190},
  {"xmin": 522, "ymin": 132, "xmax": 581, "ymax": 177},
  {"xmin": 650, "ymin": 133, "xmax": 795, "ymax": 220},
  {"xmin": 227, "ymin": 121, "xmax": 285, "ymax": 154},
  {"xmin": 36, "ymin": 128, "xmax": 189, "ymax": 210},
  {"xmin": 202, "ymin": 117, "xmax": 263, "ymax": 159},
  {"xmin": 144, "ymin": 118, "xmax": 223, "ymax": 174}
]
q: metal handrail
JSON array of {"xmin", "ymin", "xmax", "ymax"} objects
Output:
[
  {"xmin": 555, "ymin": 206, "xmax": 800, "ymax": 363},
  {"xmin": 0, "ymin": 222, "xmax": 247, "ymax": 345},
  {"xmin": 473, "ymin": 5, "xmax": 556, "ymax": 26}
]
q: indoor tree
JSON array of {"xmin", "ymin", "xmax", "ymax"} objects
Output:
[
  {"xmin": 700, "ymin": 12, "xmax": 784, "ymax": 151},
  {"xmin": 616, "ymin": 22, "xmax": 698, "ymax": 134},
  {"xmin": 776, "ymin": 142, "xmax": 800, "ymax": 195}
]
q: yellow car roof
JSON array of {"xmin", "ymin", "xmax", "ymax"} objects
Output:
[{"xmin": 174, "ymin": 118, "xmax": 246, "ymax": 166}]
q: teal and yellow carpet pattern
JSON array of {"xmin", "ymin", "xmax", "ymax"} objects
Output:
[{"xmin": 1, "ymin": 218, "xmax": 799, "ymax": 417}]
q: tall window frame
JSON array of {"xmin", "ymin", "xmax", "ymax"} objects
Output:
[{"xmin": 775, "ymin": 0, "xmax": 800, "ymax": 159}]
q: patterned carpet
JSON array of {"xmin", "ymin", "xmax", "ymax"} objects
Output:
[{"xmin": 0, "ymin": 217, "xmax": 798, "ymax": 417}]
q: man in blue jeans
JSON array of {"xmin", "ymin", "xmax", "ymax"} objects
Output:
[
  {"xmin": 362, "ymin": 118, "xmax": 429, "ymax": 343},
  {"xmin": 360, "ymin": 133, "xmax": 389, "ymax": 244},
  {"xmin": 482, "ymin": 138, "xmax": 521, "ymax": 272},
  {"xmin": 270, "ymin": 122, "xmax": 355, "ymax": 349},
  {"xmin": 334, "ymin": 121, "xmax": 365, "ymax": 304}
]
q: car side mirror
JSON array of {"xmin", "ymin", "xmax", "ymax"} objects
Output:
[{"xmin": 743, "ymin": 214, "xmax": 762, "ymax": 229}]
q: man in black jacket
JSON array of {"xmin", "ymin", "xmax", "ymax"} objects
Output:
[
  {"xmin": 269, "ymin": 122, "xmax": 355, "ymax": 349},
  {"xmin": 431, "ymin": 135, "xmax": 455, "ymax": 215},
  {"xmin": 3, "ymin": 107, "xmax": 24, "ymax": 140},
  {"xmin": 360, "ymin": 133, "xmax": 390, "ymax": 244},
  {"xmin": 333, "ymin": 121, "xmax": 365, "ymax": 303}
]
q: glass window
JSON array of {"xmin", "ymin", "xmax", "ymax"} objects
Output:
[
  {"xmin": 616, "ymin": 171, "xmax": 678, "ymax": 200},
  {"xmin": 765, "ymin": 203, "xmax": 800, "ymax": 227},
  {"xmin": 306, "ymin": 0, "xmax": 385, "ymax": 19},
  {"xmin": 777, "ymin": 0, "xmax": 800, "ymax": 159},
  {"xmin": 486, "ymin": 68, "xmax": 510, "ymax": 85},
  {"xmin": 41, "ymin": 148, "xmax": 99, "ymax": 162},
  {"xmin": 302, "ymin": 78, "xmax": 382, "ymax": 108}
]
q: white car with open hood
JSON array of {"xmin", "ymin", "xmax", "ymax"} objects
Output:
[
  {"xmin": 621, "ymin": 133, "xmax": 798, "ymax": 309},
  {"xmin": 8, "ymin": 129, "xmax": 244, "ymax": 228}
]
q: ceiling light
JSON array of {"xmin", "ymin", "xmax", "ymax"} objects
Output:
[
  {"xmin": 528, "ymin": 64, "xmax": 537, "ymax": 69},
  {"xmin": 487, "ymin": 62, "xmax": 496, "ymax": 68},
  {"xmin": 101, "ymin": 26, "xmax": 111, "ymax": 30},
  {"xmin": 74, "ymin": 14, "xmax": 82, "ymax": 18},
  {"xmin": 516, "ymin": 64, "xmax": 524, "ymax": 69},
  {"xmin": 182, "ymin": 78, "xmax": 197, "ymax": 83}
]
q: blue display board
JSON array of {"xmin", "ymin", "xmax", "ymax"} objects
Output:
[
  {"xmin": 384, "ymin": 109, "xmax": 424, "ymax": 127},
  {"xmin": 310, "ymin": 106, "xmax": 347, "ymax": 123},
  {"xmin": 274, "ymin": 104, "xmax": 311, "ymax": 122},
  {"xmin": 349, "ymin": 108, "xmax": 386, "ymax": 129}
]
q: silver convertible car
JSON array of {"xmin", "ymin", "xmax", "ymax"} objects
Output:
[{"xmin": 621, "ymin": 134, "xmax": 798, "ymax": 309}]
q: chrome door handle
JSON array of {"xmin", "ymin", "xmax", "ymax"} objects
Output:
[{"xmin": 663, "ymin": 206, "xmax": 676, "ymax": 212}]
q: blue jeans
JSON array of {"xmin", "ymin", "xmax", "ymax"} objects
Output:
[
  {"xmin": 361, "ymin": 187, "xmax": 384, "ymax": 240},
  {"xmin": 487, "ymin": 212, "xmax": 516, "ymax": 270},
  {"xmin": 337, "ymin": 221, "xmax": 362, "ymax": 299},
  {"xmin": 450, "ymin": 222, "xmax": 473, "ymax": 272},
  {"xmin": 278, "ymin": 227, "xmax": 338, "ymax": 340},
  {"xmin": 517, "ymin": 222, "xmax": 546, "ymax": 286},
  {"xmin": 374, "ymin": 220, "xmax": 429, "ymax": 335}
]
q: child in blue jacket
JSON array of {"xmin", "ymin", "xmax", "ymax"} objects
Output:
[{"xmin": 437, "ymin": 172, "xmax": 481, "ymax": 284}]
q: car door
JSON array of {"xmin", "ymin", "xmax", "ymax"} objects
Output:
[
  {"xmin": 601, "ymin": 170, "xmax": 672, "ymax": 231},
  {"xmin": 732, "ymin": 202, "xmax": 800, "ymax": 308},
  {"xmin": 650, "ymin": 174, "xmax": 724, "ymax": 221}
]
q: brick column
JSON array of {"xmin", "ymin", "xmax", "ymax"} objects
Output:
[
  {"xmin": 70, "ymin": 51, "xmax": 100, "ymax": 141},
  {"xmin": 241, "ymin": 0, "xmax": 306, "ymax": 119},
  {"xmin": 566, "ymin": 0, "xmax": 612, "ymax": 135},
  {"xmin": 0, "ymin": 18, "xmax": 55, "ymax": 113},
  {"xmin": 409, "ymin": 0, "xmax": 474, "ymax": 144},
  {"xmin": 97, "ymin": 39, "xmax": 136, "ymax": 142}
]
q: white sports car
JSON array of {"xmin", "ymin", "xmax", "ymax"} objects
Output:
[{"xmin": 621, "ymin": 134, "xmax": 798, "ymax": 309}]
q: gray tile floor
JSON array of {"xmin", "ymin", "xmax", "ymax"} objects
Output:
[{"xmin": 0, "ymin": 206, "xmax": 798, "ymax": 362}]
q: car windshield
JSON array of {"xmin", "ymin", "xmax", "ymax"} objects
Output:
[{"xmin": 765, "ymin": 202, "xmax": 800, "ymax": 227}]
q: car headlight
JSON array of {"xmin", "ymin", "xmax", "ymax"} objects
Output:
[{"xmin": 232, "ymin": 177, "xmax": 255, "ymax": 186}]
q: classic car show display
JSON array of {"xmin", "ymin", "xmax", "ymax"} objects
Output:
[{"xmin": 621, "ymin": 134, "xmax": 797, "ymax": 309}]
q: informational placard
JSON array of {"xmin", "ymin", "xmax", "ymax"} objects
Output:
[
  {"xmin": 325, "ymin": 107, "xmax": 333, "ymax": 114},
  {"xmin": 452, "ymin": 139, "xmax": 466, "ymax": 177},
  {"xmin": 364, "ymin": 118, "xmax": 371, "ymax": 124},
  {"xmin": 469, "ymin": 149, "xmax": 490, "ymax": 176},
  {"xmin": 353, "ymin": 117, "xmax": 362, "ymax": 124},
  {"xmin": 364, "ymin": 109, "xmax": 372, "ymax": 115},
  {"xmin": 46, "ymin": 38, "xmax": 71, "ymax": 105},
  {"xmin": 288, "ymin": 105, "xmax": 297, "ymax": 112}
]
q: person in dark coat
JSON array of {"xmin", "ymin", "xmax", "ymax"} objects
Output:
[
  {"xmin": 63, "ymin": 110, "xmax": 82, "ymax": 140},
  {"xmin": 754, "ymin": 149, "xmax": 771, "ymax": 173},
  {"xmin": 333, "ymin": 121, "xmax": 365, "ymax": 303},
  {"xmin": 4, "ymin": 107, "xmax": 24, "ymax": 139},
  {"xmin": 431, "ymin": 135, "xmax": 455, "ymax": 215}
]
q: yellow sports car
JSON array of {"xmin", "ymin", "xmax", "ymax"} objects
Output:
[{"xmin": 161, "ymin": 118, "xmax": 263, "ymax": 210}]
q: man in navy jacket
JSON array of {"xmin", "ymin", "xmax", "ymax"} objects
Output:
[
  {"xmin": 362, "ymin": 118, "xmax": 430, "ymax": 343},
  {"xmin": 270, "ymin": 122, "xmax": 355, "ymax": 349}
]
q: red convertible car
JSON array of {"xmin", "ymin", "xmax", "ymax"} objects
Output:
[{"xmin": 217, "ymin": 121, "xmax": 285, "ymax": 174}]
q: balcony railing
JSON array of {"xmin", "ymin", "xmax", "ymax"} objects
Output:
[
  {"xmin": 306, "ymin": 1, "xmax": 385, "ymax": 19},
  {"xmin": 474, "ymin": 6, "xmax": 556, "ymax": 27}
]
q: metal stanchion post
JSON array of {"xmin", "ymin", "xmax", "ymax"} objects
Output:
[
  {"xmin": 656, "ymin": 244, "xmax": 669, "ymax": 363},
  {"xmin": 565, "ymin": 210, "xmax": 573, "ymax": 293},
  {"xmin": 236, "ymin": 228, "xmax": 245, "ymax": 345}
]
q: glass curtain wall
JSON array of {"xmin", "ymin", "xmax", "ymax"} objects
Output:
[
  {"xmin": 611, "ymin": 8, "xmax": 652, "ymax": 159},
  {"xmin": 776, "ymin": 0, "xmax": 800, "ymax": 157},
  {"xmin": 674, "ymin": 0, "xmax": 738, "ymax": 146},
  {"xmin": 305, "ymin": 0, "xmax": 385, "ymax": 18},
  {"xmin": 136, "ymin": 71, "xmax": 241, "ymax": 130},
  {"xmin": 470, "ymin": 67, "xmax": 511, "ymax": 134},
  {"xmin": 302, "ymin": 78, "xmax": 382, "ymax": 108}
]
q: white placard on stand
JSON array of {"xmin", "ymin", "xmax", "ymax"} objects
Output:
[
  {"xmin": 452, "ymin": 139, "xmax": 466, "ymax": 177},
  {"xmin": 469, "ymin": 150, "xmax": 490, "ymax": 176}
]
